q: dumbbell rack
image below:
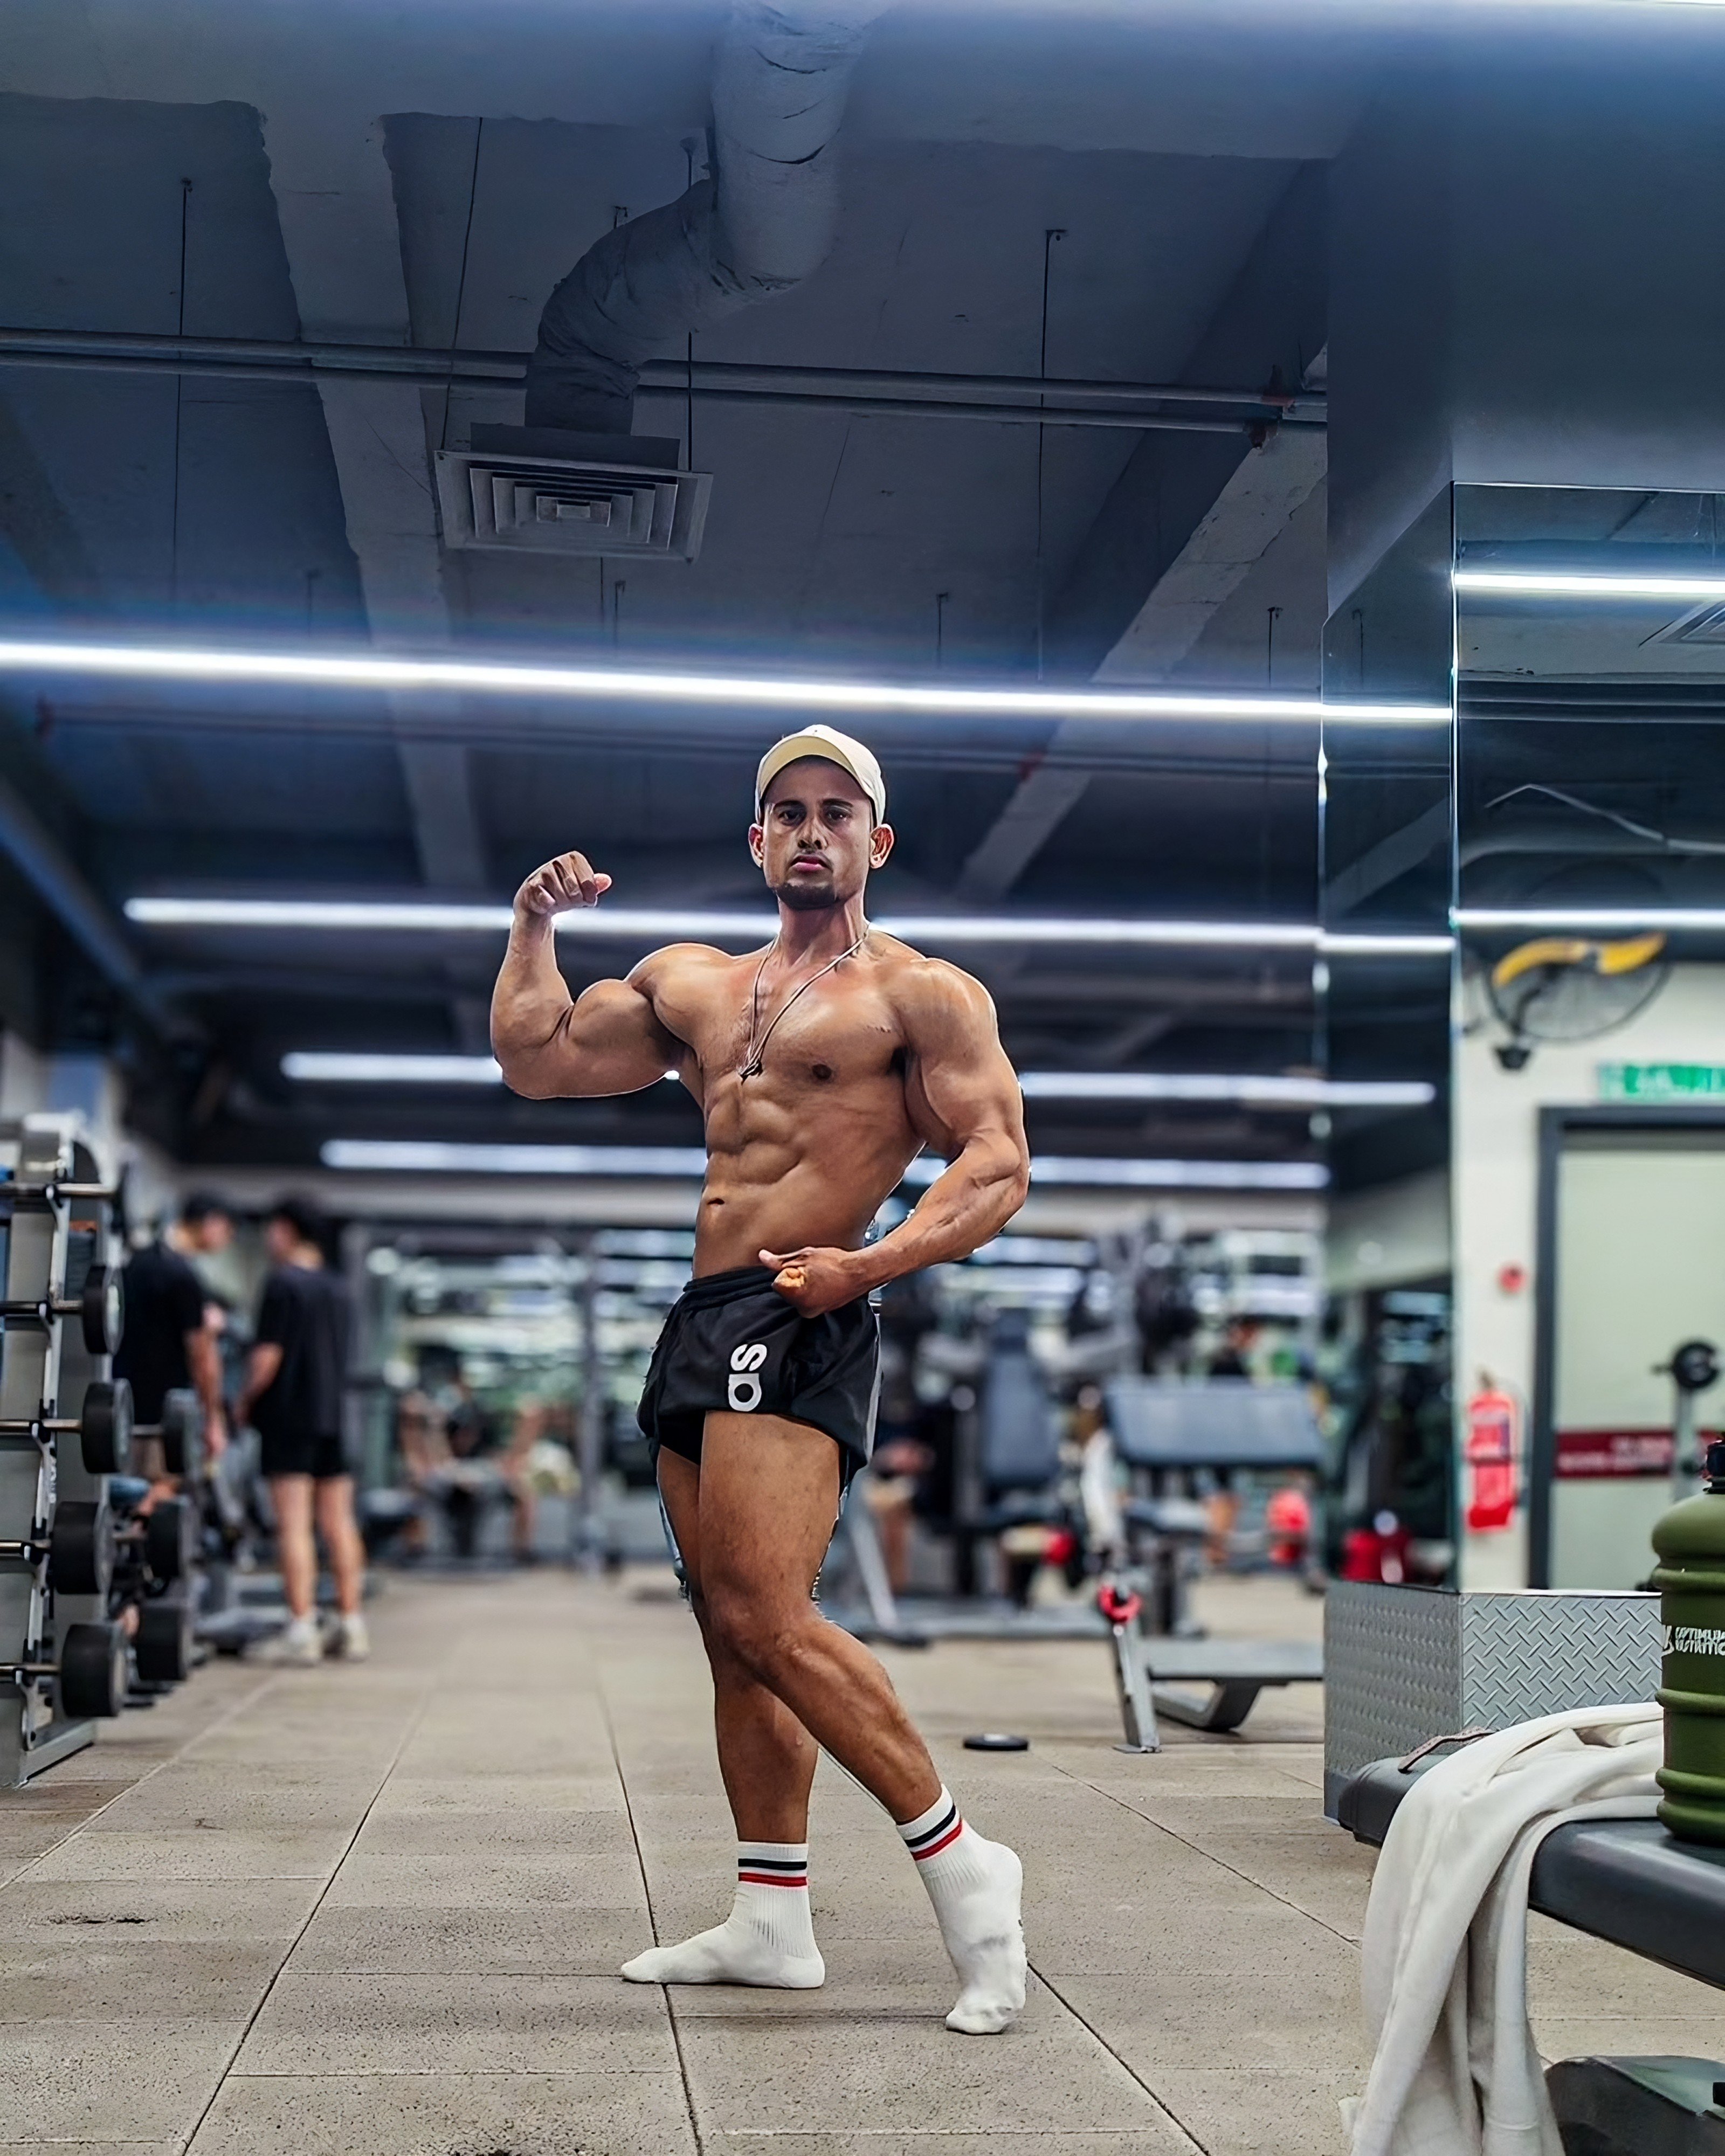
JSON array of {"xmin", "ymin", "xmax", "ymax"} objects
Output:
[{"xmin": 0, "ymin": 1115, "xmax": 121, "ymax": 1786}]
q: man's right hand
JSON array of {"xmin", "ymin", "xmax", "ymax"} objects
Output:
[{"xmin": 514, "ymin": 853, "xmax": 613, "ymax": 921}]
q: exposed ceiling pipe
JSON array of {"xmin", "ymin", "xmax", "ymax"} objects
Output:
[
  {"xmin": 526, "ymin": 0, "xmax": 894, "ymax": 436},
  {"xmin": 0, "ymin": 332, "xmax": 1324, "ymax": 427}
]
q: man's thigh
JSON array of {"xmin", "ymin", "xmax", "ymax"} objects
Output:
[
  {"xmin": 269, "ymin": 1473, "xmax": 313, "ymax": 1528},
  {"xmin": 696, "ymin": 1412, "xmax": 843, "ymax": 1607}
]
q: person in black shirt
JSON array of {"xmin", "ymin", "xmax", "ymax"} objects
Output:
[
  {"xmin": 115, "ymin": 1191, "xmax": 233, "ymax": 1488},
  {"xmin": 235, "ymin": 1197, "xmax": 367, "ymax": 1666}
]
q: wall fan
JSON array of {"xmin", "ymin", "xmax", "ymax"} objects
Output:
[{"xmin": 1486, "ymin": 934, "xmax": 1669, "ymax": 1070}]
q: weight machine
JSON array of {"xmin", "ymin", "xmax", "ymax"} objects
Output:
[{"xmin": 1098, "ymin": 1378, "xmax": 1326, "ymax": 1752}]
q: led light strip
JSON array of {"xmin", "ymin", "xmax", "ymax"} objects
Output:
[
  {"xmin": 282, "ymin": 1054, "xmax": 1431, "ymax": 1104},
  {"xmin": 1455, "ymin": 906, "xmax": 1725, "ymax": 931},
  {"xmin": 1018, "ymin": 1073, "xmax": 1434, "ymax": 1105},
  {"xmin": 320, "ymin": 1137, "xmax": 1327, "ymax": 1190},
  {"xmin": 0, "ymin": 636, "xmax": 1450, "ymax": 727},
  {"xmin": 127, "ymin": 894, "xmax": 1455, "ymax": 956},
  {"xmin": 1454, "ymin": 569, "xmax": 1725, "ymax": 601}
]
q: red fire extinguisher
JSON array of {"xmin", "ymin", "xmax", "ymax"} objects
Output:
[{"xmin": 1464, "ymin": 1379, "xmax": 1520, "ymax": 1533}]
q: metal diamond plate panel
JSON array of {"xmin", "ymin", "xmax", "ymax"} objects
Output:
[
  {"xmin": 1325, "ymin": 1585, "xmax": 1664, "ymax": 1813},
  {"xmin": 1460, "ymin": 1593, "xmax": 1661, "ymax": 1730},
  {"xmin": 1325, "ymin": 1584, "xmax": 1458, "ymax": 1789}
]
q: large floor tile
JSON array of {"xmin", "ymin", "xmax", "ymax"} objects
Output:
[
  {"xmin": 289, "ymin": 1902, "xmax": 647, "ymax": 1975},
  {"xmin": 22, "ymin": 1823, "xmax": 355, "ymax": 1882},
  {"xmin": 189, "ymin": 2069, "xmax": 697, "ymax": 2154},
  {"xmin": 0, "ymin": 1876, "xmax": 320, "ymax": 1944},
  {"xmin": 233, "ymin": 1971, "xmax": 678, "ymax": 2075},
  {"xmin": 1152, "ymin": 2067, "xmax": 1364, "ymax": 2155},
  {"xmin": 673, "ymin": 1981, "xmax": 1172, "ymax": 2136},
  {"xmin": 1, "ymin": 2021, "xmax": 239, "ymax": 2141},
  {"xmin": 319, "ymin": 1846, "xmax": 647, "ymax": 1909}
]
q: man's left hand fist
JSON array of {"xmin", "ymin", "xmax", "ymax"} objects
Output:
[{"xmin": 760, "ymin": 1246, "xmax": 866, "ymax": 1317}]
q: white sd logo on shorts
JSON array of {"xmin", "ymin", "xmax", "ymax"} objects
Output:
[{"xmin": 727, "ymin": 1340, "xmax": 768, "ymax": 1412}]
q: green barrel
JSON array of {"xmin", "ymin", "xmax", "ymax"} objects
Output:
[{"xmin": 1653, "ymin": 1438, "xmax": 1725, "ymax": 1846}]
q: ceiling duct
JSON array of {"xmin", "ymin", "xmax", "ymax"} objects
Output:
[
  {"xmin": 521, "ymin": 1, "xmax": 888, "ymax": 445},
  {"xmin": 435, "ymin": 426, "xmax": 711, "ymax": 561}
]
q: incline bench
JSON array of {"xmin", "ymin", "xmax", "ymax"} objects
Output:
[
  {"xmin": 1338, "ymin": 1749, "xmax": 1725, "ymax": 2154},
  {"xmin": 1100, "ymin": 1378, "xmax": 1326, "ymax": 1750}
]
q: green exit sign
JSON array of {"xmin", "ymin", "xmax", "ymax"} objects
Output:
[{"xmin": 1598, "ymin": 1062, "xmax": 1725, "ymax": 1102}]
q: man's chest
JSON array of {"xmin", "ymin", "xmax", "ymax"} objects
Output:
[{"xmin": 664, "ymin": 969, "xmax": 905, "ymax": 1087}]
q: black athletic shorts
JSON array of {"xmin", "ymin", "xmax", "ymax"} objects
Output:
[
  {"xmin": 637, "ymin": 1264, "xmax": 880, "ymax": 1476},
  {"xmin": 258, "ymin": 1427, "xmax": 348, "ymax": 1481}
]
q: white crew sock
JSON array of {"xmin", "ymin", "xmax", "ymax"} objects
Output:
[
  {"xmin": 900, "ymin": 1787, "xmax": 1027, "ymax": 2034},
  {"xmin": 620, "ymin": 1841, "xmax": 824, "ymax": 1989}
]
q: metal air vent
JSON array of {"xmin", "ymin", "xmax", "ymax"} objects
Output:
[{"xmin": 435, "ymin": 437, "xmax": 711, "ymax": 563}]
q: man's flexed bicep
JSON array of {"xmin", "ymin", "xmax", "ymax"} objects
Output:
[
  {"xmin": 491, "ymin": 851, "xmax": 686, "ymax": 1100},
  {"xmin": 884, "ymin": 964, "xmax": 1030, "ymax": 1273}
]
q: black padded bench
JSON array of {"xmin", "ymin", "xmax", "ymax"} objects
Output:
[{"xmin": 1338, "ymin": 1753, "xmax": 1725, "ymax": 2154}]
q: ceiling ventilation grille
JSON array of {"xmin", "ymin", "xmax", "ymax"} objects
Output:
[{"xmin": 434, "ymin": 427, "xmax": 711, "ymax": 562}]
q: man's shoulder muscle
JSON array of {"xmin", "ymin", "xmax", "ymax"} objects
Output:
[{"xmin": 878, "ymin": 943, "xmax": 997, "ymax": 1041}]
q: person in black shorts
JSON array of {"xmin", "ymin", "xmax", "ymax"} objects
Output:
[
  {"xmin": 492, "ymin": 725, "xmax": 1034, "ymax": 2034},
  {"xmin": 115, "ymin": 1191, "xmax": 233, "ymax": 1494},
  {"xmin": 235, "ymin": 1197, "xmax": 367, "ymax": 1666}
]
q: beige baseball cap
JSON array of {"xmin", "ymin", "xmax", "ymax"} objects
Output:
[{"xmin": 754, "ymin": 724, "xmax": 886, "ymax": 825}]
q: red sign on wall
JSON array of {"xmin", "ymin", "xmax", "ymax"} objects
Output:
[{"xmin": 1555, "ymin": 1429, "xmax": 1676, "ymax": 1480}]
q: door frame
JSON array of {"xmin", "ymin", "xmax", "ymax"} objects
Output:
[{"xmin": 1530, "ymin": 1103, "xmax": 1725, "ymax": 1586}]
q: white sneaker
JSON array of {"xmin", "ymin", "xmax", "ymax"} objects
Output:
[
  {"xmin": 257, "ymin": 1615, "xmax": 321, "ymax": 1667},
  {"xmin": 328, "ymin": 1613, "xmax": 369, "ymax": 1662}
]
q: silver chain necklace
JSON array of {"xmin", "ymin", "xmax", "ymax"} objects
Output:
[{"xmin": 739, "ymin": 931, "xmax": 867, "ymax": 1080}]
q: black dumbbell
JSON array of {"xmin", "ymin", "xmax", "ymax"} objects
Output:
[
  {"xmin": 135, "ymin": 1593, "xmax": 192, "ymax": 1687},
  {"xmin": 52, "ymin": 1493, "xmax": 190, "ymax": 1597},
  {"xmin": 0, "ymin": 1621, "xmax": 128, "ymax": 1719},
  {"xmin": 0, "ymin": 1377, "xmax": 133, "ymax": 1475},
  {"xmin": 0, "ymin": 1262, "xmax": 122, "ymax": 1356},
  {"xmin": 47, "ymin": 1499, "xmax": 115, "ymax": 1597},
  {"xmin": 137, "ymin": 1391, "xmax": 204, "ymax": 1478}
]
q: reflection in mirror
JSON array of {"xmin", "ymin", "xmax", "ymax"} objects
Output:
[
  {"xmin": 1318, "ymin": 490, "xmax": 1455, "ymax": 1587},
  {"xmin": 1454, "ymin": 483, "xmax": 1725, "ymax": 1590}
]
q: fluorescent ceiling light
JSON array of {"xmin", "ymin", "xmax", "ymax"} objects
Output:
[
  {"xmin": 1455, "ymin": 906, "xmax": 1725, "ymax": 931},
  {"xmin": 321, "ymin": 1138, "xmax": 1326, "ymax": 1191},
  {"xmin": 1018, "ymin": 1072, "xmax": 1434, "ymax": 1107},
  {"xmin": 1320, "ymin": 932, "xmax": 1455, "ymax": 957},
  {"xmin": 1454, "ymin": 569, "xmax": 1725, "ymax": 602},
  {"xmin": 0, "ymin": 637, "xmax": 1449, "ymax": 727},
  {"xmin": 284, "ymin": 1052, "xmax": 503, "ymax": 1084},
  {"xmin": 128, "ymin": 894, "xmax": 1454, "ymax": 957}
]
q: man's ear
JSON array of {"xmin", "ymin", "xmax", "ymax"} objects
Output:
[
  {"xmin": 870, "ymin": 819, "xmax": 895, "ymax": 869},
  {"xmin": 748, "ymin": 820, "xmax": 766, "ymax": 868}
]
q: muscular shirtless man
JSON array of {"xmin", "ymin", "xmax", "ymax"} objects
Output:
[{"xmin": 490, "ymin": 724, "xmax": 1032, "ymax": 2034}]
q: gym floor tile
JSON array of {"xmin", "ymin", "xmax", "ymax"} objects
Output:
[
  {"xmin": 345, "ymin": 1805, "xmax": 633, "ymax": 1856},
  {"xmin": 320, "ymin": 1845, "xmax": 648, "ymax": 1909},
  {"xmin": 1045, "ymin": 1955, "xmax": 1371, "ymax": 2075},
  {"xmin": 287, "ymin": 1901, "xmax": 647, "ymax": 1975},
  {"xmin": 364, "ymin": 1770, "xmax": 627, "ymax": 1813},
  {"xmin": 0, "ymin": 1875, "xmax": 320, "ymax": 1943},
  {"xmin": 1527, "ymin": 1926, "xmax": 1723, "ymax": 2016},
  {"xmin": 1148, "ymin": 2067, "xmax": 1365, "ymax": 2154},
  {"xmin": 699, "ymin": 2137, "xmax": 1198, "ymax": 2155},
  {"xmin": 232, "ymin": 1970, "xmax": 679, "ymax": 2075},
  {"xmin": 1530, "ymin": 2012, "xmax": 1725, "ymax": 2062},
  {"xmin": 21, "ymin": 1823, "xmax": 357, "ymax": 1881},
  {"xmin": 187, "ymin": 2068, "xmax": 697, "ymax": 2155},
  {"xmin": 0, "ymin": 1940, "xmax": 283, "ymax": 2017},
  {"xmin": 670, "ymin": 1986, "xmax": 1172, "ymax": 2134},
  {"xmin": 1030, "ymin": 1902, "xmax": 1351, "ymax": 1979},
  {"xmin": 0, "ymin": 2022, "xmax": 242, "ymax": 2141}
]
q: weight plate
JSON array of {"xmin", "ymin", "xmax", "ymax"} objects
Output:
[
  {"xmin": 1672, "ymin": 1339, "xmax": 1721, "ymax": 1393},
  {"xmin": 81, "ymin": 1263, "xmax": 121, "ymax": 1358},
  {"xmin": 963, "ymin": 1732, "xmax": 1031, "ymax": 1751},
  {"xmin": 49, "ymin": 1500, "xmax": 114, "ymax": 1599},
  {"xmin": 59, "ymin": 1621, "xmax": 127, "ymax": 1719},
  {"xmin": 143, "ymin": 1498, "xmax": 192, "ymax": 1585},
  {"xmin": 134, "ymin": 1595, "xmax": 191, "ymax": 1686},
  {"xmin": 80, "ymin": 1379, "xmax": 133, "ymax": 1476}
]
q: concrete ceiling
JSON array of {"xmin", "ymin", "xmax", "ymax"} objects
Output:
[{"xmin": 0, "ymin": 0, "xmax": 1413, "ymax": 1175}]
